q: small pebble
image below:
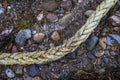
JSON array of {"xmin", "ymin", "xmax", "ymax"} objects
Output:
[
  {"xmin": 33, "ymin": 33, "xmax": 45, "ymax": 42},
  {"xmin": 15, "ymin": 29, "xmax": 31, "ymax": 46},
  {"xmin": 66, "ymin": 51, "xmax": 76, "ymax": 59},
  {"xmin": 61, "ymin": 0, "xmax": 72, "ymax": 11},
  {"xmin": 94, "ymin": 50, "xmax": 105, "ymax": 57},
  {"xmin": 32, "ymin": 76, "xmax": 42, "ymax": 80},
  {"xmin": 23, "ymin": 74, "xmax": 32, "ymax": 80},
  {"xmin": 41, "ymin": 1, "xmax": 58, "ymax": 11},
  {"xmin": 99, "ymin": 37, "xmax": 107, "ymax": 49},
  {"xmin": 102, "ymin": 57, "xmax": 109, "ymax": 64},
  {"xmin": 47, "ymin": 13, "xmax": 58, "ymax": 22},
  {"xmin": 27, "ymin": 64, "xmax": 40, "ymax": 77},
  {"xmin": 15, "ymin": 65, "xmax": 23, "ymax": 74},
  {"xmin": 86, "ymin": 35, "xmax": 98, "ymax": 50},
  {"xmin": 0, "ymin": 7, "xmax": 4, "ymax": 14},
  {"xmin": 109, "ymin": 14, "xmax": 120, "ymax": 27},
  {"xmin": 87, "ymin": 52, "xmax": 96, "ymax": 61},
  {"xmin": 51, "ymin": 31, "xmax": 60, "ymax": 41},
  {"xmin": 37, "ymin": 13, "xmax": 43, "ymax": 21},
  {"xmin": 85, "ymin": 10, "xmax": 95, "ymax": 17},
  {"xmin": 12, "ymin": 45, "xmax": 18, "ymax": 53},
  {"xmin": 5, "ymin": 68, "xmax": 15, "ymax": 78}
]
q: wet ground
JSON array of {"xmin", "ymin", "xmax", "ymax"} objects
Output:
[{"xmin": 0, "ymin": 0, "xmax": 120, "ymax": 80}]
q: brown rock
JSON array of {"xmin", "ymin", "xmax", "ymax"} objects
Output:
[
  {"xmin": 12, "ymin": 45, "xmax": 18, "ymax": 53},
  {"xmin": 51, "ymin": 31, "xmax": 60, "ymax": 41},
  {"xmin": 33, "ymin": 33, "xmax": 45, "ymax": 42},
  {"xmin": 99, "ymin": 37, "xmax": 107, "ymax": 49},
  {"xmin": 46, "ymin": 13, "xmax": 58, "ymax": 22},
  {"xmin": 32, "ymin": 76, "xmax": 42, "ymax": 80},
  {"xmin": 41, "ymin": 1, "xmax": 58, "ymax": 11}
]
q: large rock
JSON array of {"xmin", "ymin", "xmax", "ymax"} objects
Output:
[{"xmin": 15, "ymin": 29, "xmax": 31, "ymax": 46}]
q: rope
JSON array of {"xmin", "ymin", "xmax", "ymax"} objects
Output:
[{"xmin": 0, "ymin": 0, "xmax": 118, "ymax": 65}]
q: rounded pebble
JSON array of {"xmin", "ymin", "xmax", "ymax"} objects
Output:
[
  {"xmin": 15, "ymin": 29, "xmax": 31, "ymax": 46},
  {"xmin": 33, "ymin": 33, "xmax": 45, "ymax": 42},
  {"xmin": 5, "ymin": 68, "xmax": 15, "ymax": 78}
]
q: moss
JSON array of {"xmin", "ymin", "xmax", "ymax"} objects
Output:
[{"xmin": 17, "ymin": 20, "xmax": 30, "ymax": 30}]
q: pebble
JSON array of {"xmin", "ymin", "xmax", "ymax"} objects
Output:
[
  {"xmin": 86, "ymin": 52, "xmax": 96, "ymax": 61},
  {"xmin": 33, "ymin": 33, "xmax": 45, "ymax": 42},
  {"xmin": 23, "ymin": 74, "xmax": 32, "ymax": 80},
  {"xmin": 46, "ymin": 13, "xmax": 58, "ymax": 22},
  {"xmin": 27, "ymin": 65, "xmax": 40, "ymax": 77},
  {"xmin": 5, "ymin": 68, "xmax": 15, "ymax": 78},
  {"xmin": 66, "ymin": 51, "xmax": 76, "ymax": 59},
  {"xmin": 106, "ymin": 36, "xmax": 113, "ymax": 46},
  {"xmin": 51, "ymin": 31, "xmax": 60, "ymax": 41},
  {"xmin": 15, "ymin": 65, "xmax": 23, "ymax": 74},
  {"xmin": 15, "ymin": 29, "xmax": 31, "ymax": 46},
  {"xmin": 109, "ymin": 14, "xmax": 120, "ymax": 27},
  {"xmin": 99, "ymin": 37, "xmax": 107, "ymax": 49},
  {"xmin": 12, "ymin": 45, "xmax": 18, "ymax": 53},
  {"xmin": 37, "ymin": 13, "xmax": 43, "ymax": 21},
  {"xmin": 94, "ymin": 50, "xmax": 105, "ymax": 57},
  {"xmin": 85, "ymin": 10, "xmax": 95, "ymax": 17},
  {"xmin": 86, "ymin": 35, "xmax": 98, "ymax": 50},
  {"xmin": 0, "ymin": 7, "xmax": 4, "ymax": 15},
  {"xmin": 61, "ymin": 0, "xmax": 72, "ymax": 11},
  {"xmin": 41, "ymin": 1, "xmax": 58, "ymax": 11},
  {"xmin": 32, "ymin": 76, "xmax": 42, "ymax": 80},
  {"xmin": 102, "ymin": 57, "xmax": 109, "ymax": 64},
  {"xmin": 109, "ymin": 34, "xmax": 120, "ymax": 44}
]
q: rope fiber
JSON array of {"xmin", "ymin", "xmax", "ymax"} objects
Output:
[{"xmin": 0, "ymin": 0, "xmax": 118, "ymax": 65}]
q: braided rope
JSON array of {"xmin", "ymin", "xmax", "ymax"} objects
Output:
[{"xmin": 0, "ymin": 0, "xmax": 118, "ymax": 65}]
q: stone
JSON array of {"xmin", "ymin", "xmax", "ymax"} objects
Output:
[
  {"xmin": 15, "ymin": 29, "xmax": 31, "ymax": 46},
  {"xmin": 66, "ymin": 51, "xmax": 76, "ymax": 59},
  {"xmin": 32, "ymin": 76, "xmax": 42, "ymax": 80},
  {"xmin": 109, "ymin": 34, "xmax": 120, "ymax": 44},
  {"xmin": 87, "ymin": 52, "xmax": 96, "ymax": 61},
  {"xmin": 106, "ymin": 36, "xmax": 113, "ymax": 46},
  {"xmin": 94, "ymin": 50, "xmax": 105, "ymax": 57},
  {"xmin": 33, "ymin": 33, "xmax": 45, "ymax": 42},
  {"xmin": 46, "ymin": 13, "xmax": 58, "ymax": 22},
  {"xmin": 5, "ymin": 68, "xmax": 15, "ymax": 78},
  {"xmin": 85, "ymin": 10, "xmax": 95, "ymax": 17},
  {"xmin": 61, "ymin": 0, "xmax": 72, "ymax": 11},
  {"xmin": 27, "ymin": 64, "xmax": 40, "ymax": 77},
  {"xmin": 12, "ymin": 45, "xmax": 18, "ymax": 53},
  {"xmin": 0, "ymin": 7, "xmax": 4, "ymax": 15},
  {"xmin": 23, "ymin": 74, "xmax": 32, "ymax": 80},
  {"xmin": 99, "ymin": 37, "xmax": 107, "ymax": 49},
  {"xmin": 15, "ymin": 65, "xmax": 23, "ymax": 74},
  {"xmin": 102, "ymin": 57, "xmax": 109, "ymax": 64},
  {"xmin": 37, "ymin": 13, "xmax": 43, "ymax": 21},
  {"xmin": 109, "ymin": 14, "xmax": 120, "ymax": 27},
  {"xmin": 51, "ymin": 31, "xmax": 60, "ymax": 41},
  {"xmin": 41, "ymin": 1, "xmax": 58, "ymax": 11},
  {"xmin": 86, "ymin": 35, "xmax": 98, "ymax": 50}
]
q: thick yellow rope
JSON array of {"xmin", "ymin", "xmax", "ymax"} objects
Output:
[{"xmin": 0, "ymin": 0, "xmax": 118, "ymax": 65}]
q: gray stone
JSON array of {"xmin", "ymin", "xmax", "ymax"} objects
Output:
[
  {"xmin": 15, "ymin": 29, "xmax": 31, "ymax": 46},
  {"xmin": 86, "ymin": 35, "xmax": 98, "ymax": 50},
  {"xmin": 5, "ymin": 68, "xmax": 15, "ymax": 78}
]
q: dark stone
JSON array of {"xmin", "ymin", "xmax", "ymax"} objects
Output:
[
  {"xmin": 102, "ymin": 57, "xmax": 109, "ymax": 64},
  {"xmin": 66, "ymin": 51, "xmax": 76, "ymax": 59},
  {"xmin": 27, "ymin": 64, "xmax": 40, "ymax": 77},
  {"xmin": 87, "ymin": 52, "xmax": 96, "ymax": 61},
  {"xmin": 86, "ymin": 35, "xmax": 98, "ymax": 50}
]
